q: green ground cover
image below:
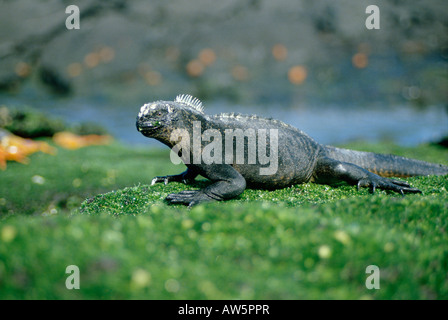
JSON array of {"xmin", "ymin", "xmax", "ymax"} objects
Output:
[{"xmin": 0, "ymin": 140, "xmax": 447, "ymax": 299}]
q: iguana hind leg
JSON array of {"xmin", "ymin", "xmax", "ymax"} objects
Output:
[{"xmin": 313, "ymin": 157, "xmax": 422, "ymax": 194}]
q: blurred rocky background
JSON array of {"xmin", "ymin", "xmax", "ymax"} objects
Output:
[{"xmin": 0, "ymin": 0, "xmax": 447, "ymax": 145}]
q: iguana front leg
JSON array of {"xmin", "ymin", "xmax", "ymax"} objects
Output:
[
  {"xmin": 151, "ymin": 168, "xmax": 199, "ymax": 185},
  {"xmin": 165, "ymin": 164, "xmax": 247, "ymax": 207},
  {"xmin": 313, "ymin": 157, "xmax": 422, "ymax": 194}
]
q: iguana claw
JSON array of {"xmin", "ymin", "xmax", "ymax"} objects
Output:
[
  {"xmin": 151, "ymin": 171, "xmax": 196, "ymax": 186},
  {"xmin": 357, "ymin": 174, "xmax": 422, "ymax": 195},
  {"xmin": 165, "ymin": 190, "xmax": 212, "ymax": 207}
]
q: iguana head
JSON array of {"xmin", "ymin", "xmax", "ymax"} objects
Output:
[
  {"xmin": 136, "ymin": 94, "xmax": 205, "ymax": 142},
  {"xmin": 136, "ymin": 101, "xmax": 175, "ymax": 137}
]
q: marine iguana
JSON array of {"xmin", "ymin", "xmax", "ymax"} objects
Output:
[{"xmin": 136, "ymin": 94, "xmax": 448, "ymax": 206}]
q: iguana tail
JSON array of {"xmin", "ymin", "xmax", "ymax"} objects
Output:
[{"xmin": 324, "ymin": 146, "xmax": 448, "ymax": 178}]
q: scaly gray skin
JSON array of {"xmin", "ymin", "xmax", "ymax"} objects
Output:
[{"xmin": 136, "ymin": 95, "xmax": 448, "ymax": 206}]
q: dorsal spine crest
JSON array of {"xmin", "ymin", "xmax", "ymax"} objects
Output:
[{"xmin": 175, "ymin": 94, "xmax": 204, "ymax": 113}]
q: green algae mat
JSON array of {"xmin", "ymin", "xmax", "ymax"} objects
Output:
[{"xmin": 0, "ymin": 141, "xmax": 447, "ymax": 299}]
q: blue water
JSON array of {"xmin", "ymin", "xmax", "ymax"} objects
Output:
[{"xmin": 2, "ymin": 96, "xmax": 447, "ymax": 147}]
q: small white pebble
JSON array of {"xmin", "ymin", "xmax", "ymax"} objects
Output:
[
  {"xmin": 318, "ymin": 245, "xmax": 332, "ymax": 259},
  {"xmin": 31, "ymin": 175, "xmax": 45, "ymax": 185}
]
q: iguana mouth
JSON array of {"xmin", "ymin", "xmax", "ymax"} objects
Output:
[{"xmin": 136, "ymin": 120, "xmax": 162, "ymax": 134}]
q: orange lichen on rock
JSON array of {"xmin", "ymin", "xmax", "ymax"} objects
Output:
[
  {"xmin": 0, "ymin": 130, "xmax": 56, "ymax": 170},
  {"xmin": 0, "ymin": 145, "xmax": 29, "ymax": 166},
  {"xmin": 5, "ymin": 135, "xmax": 56, "ymax": 155},
  {"xmin": 53, "ymin": 132, "xmax": 113, "ymax": 150},
  {"xmin": 0, "ymin": 148, "xmax": 7, "ymax": 170}
]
